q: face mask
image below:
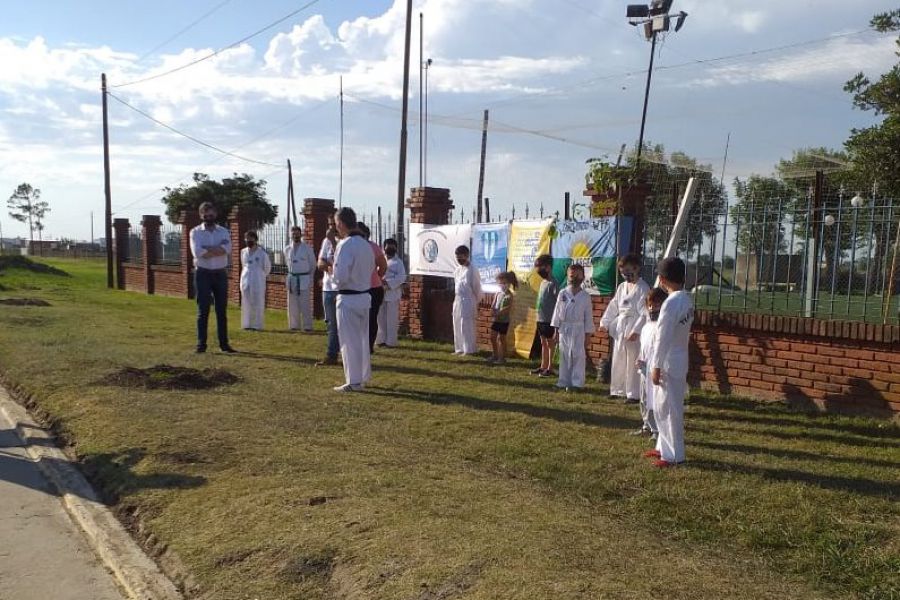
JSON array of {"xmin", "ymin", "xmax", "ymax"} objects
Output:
[
  {"xmin": 569, "ymin": 278, "xmax": 583, "ymax": 289},
  {"xmin": 649, "ymin": 309, "xmax": 661, "ymax": 322},
  {"xmin": 621, "ymin": 270, "xmax": 637, "ymax": 282},
  {"xmin": 385, "ymin": 248, "xmax": 397, "ymax": 258},
  {"xmin": 457, "ymin": 256, "xmax": 468, "ymax": 266},
  {"xmin": 202, "ymin": 214, "xmax": 216, "ymax": 224},
  {"xmin": 246, "ymin": 240, "xmax": 256, "ymax": 247}
]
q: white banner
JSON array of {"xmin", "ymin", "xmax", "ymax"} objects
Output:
[{"xmin": 409, "ymin": 223, "xmax": 473, "ymax": 277}]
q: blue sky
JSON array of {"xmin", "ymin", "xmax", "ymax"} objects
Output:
[{"xmin": 0, "ymin": 0, "xmax": 896, "ymax": 241}]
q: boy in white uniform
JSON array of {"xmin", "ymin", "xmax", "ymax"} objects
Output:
[
  {"xmin": 283, "ymin": 225, "xmax": 317, "ymax": 332},
  {"xmin": 600, "ymin": 253, "xmax": 650, "ymax": 403},
  {"xmin": 452, "ymin": 245, "xmax": 482, "ymax": 355},
  {"xmin": 634, "ymin": 287, "xmax": 667, "ymax": 439},
  {"xmin": 551, "ymin": 264, "xmax": 595, "ymax": 391},
  {"xmin": 644, "ymin": 257, "xmax": 694, "ymax": 468},
  {"xmin": 239, "ymin": 231, "xmax": 271, "ymax": 330},
  {"xmin": 376, "ymin": 238, "xmax": 406, "ymax": 348}
]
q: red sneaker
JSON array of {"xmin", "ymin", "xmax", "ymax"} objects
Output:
[
  {"xmin": 643, "ymin": 449, "xmax": 661, "ymax": 459},
  {"xmin": 652, "ymin": 459, "xmax": 677, "ymax": 468}
]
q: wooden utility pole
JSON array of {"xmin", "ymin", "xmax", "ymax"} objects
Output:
[
  {"xmin": 339, "ymin": 76, "xmax": 344, "ymax": 208},
  {"xmin": 419, "ymin": 12, "xmax": 424, "ymax": 188},
  {"xmin": 395, "ymin": 0, "xmax": 413, "ymax": 260},
  {"xmin": 101, "ymin": 73, "xmax": 113, "ymax": 288},
  {"xmin": 484, "ymin": 197, "xmax": 490, "ymax": 222},
  {"xmin": 564, "ymin": 192, "xmax": 570, "ymax": 220},
  {"xmin": 476, "ymin": 109, "xmax": 489, "ymax": 223}
]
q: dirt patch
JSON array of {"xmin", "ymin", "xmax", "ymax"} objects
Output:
[
  {"xmin": 214, "ymin": 549, "xmax": 258, "ymax": 568},
  {"xmin": 279, "ymin": 553, "xmax": 335, "ymax": 583},
  {"xmin": 0, "ymin": 298, "xmax": 51, "ymax": 306},
  {"xmin": 100, "ymin": 365, "xmax": 239, "ymax": 391},
  {"xmin": 0, "ymin": 256, "xmax": 70, "ymax": 276},
  {"xmin": 415, "ymin": 563, "xmax": 484, "ymax": 600}
]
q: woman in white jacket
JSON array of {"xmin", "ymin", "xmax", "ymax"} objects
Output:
[{"xmin": 239, "ymin": 231, "xmax": 271, "ymax": 330}]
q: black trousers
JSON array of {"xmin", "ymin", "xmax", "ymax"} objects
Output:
[
  {"xmin": 195, "ymin": 268, "xmax": 229, "ymax": 349},
  {"xmin": 368, "ymin": 286, "xmax": 385, "ymax": 352}
]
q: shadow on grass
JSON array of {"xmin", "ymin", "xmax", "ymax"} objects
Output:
[
  {"xmin": 689, "ymin": 459, "xmax": 900, "ymax": 500},
  {"xmin": 81, "ymin": 448, "xmax": 206, "ymax": 501},
  {"xmin": 374, "ymin": 363, "xmax": 559, "ymax": 393},
  {"xmin": 702, "ymin": 421, "xmax": 900, "ymax": 450},
  {"xmin": 693, "ymin": 440, "xmax": 900, "ymax": 470},
  {"xmin": 235, "ymin": 351, "xmax": 314, "ymax": 364},
  {"xmin": 0, "ymin": 427, "xmax": 58, "ymax": 449},
  {"xmin": 364, "ymin": 386, "xmax": 636, "ymax": 430}
]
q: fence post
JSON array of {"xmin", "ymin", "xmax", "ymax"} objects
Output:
[
  {"xmin": 112, "ymin": 218, "xmax": 130, "ymax": 290},
  {"xmin": 141, "ymin": 215, "xmax": 161, "ymax": 295},
  {"xmin": 302, "ymin": 197, "xmax": 336, "ymax": 319},
  {"xmin": 228, "ymin": 206, "xmax": 253, "ymax": 306},
  {"xmin": 405, "ymin": 186, "xmax": 453, "ymax": 340},
  {"xmin": 178, "ymin": 210, "xmax": 200, "ymax": 299}
]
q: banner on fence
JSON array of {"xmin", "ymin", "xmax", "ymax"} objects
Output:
[
  {"xmin": 507, "ymin": 219, "xmax": 553, "ymax": 358},
  {"xmin": 550, "ymin": 217, "xmax": 633, "ymax": 295},
  {"xmin": 471, "ymin": 222, "xmax": 510, "ymax": 293},
  {"xmin": 408, "ymin": 223, "xmax": 473, "ymax": 277}
]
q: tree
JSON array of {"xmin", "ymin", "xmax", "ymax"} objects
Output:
[
  {"xmin": 731, "ymin": 175, "xmax": 792, "ymax": 255},
  {"xmin": 161, "ymin": 173, "xmax": 277, "ymax": 228},
  {"xmin": 7, "ymin": 183, "xmax": 49, "ymax": 246}
]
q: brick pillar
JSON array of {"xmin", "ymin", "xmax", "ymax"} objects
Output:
[
  {"xmin": 178, "ymin": 210, "xmax": 201, "ymax": 299},
  {"xmin": 228, "ymin": 206, "xmax": 254, "ymax": 305},
  {"xmin": 112, "ymin": 218, "xmax": 130, "ymax": 290},
  {"xmin": 584, "ymin": 182, "xmax": 650, "ymax": 255},
  {"xmin": 141, "ymin": 215, "xmax": 162, "ymax": 295},
  {"xmin": 303, "ymin": 197, "xmax": 335, "ymax": 319},
  {"xmin": 405, "ymin": 187, "xmax": 454, "ymax": 340}
]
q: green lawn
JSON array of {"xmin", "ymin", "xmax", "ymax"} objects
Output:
[
  {"xmin": 692, "ymin": 288, "xmax": 899, "ymax": 323},
  {"xmin": 0, "ymin": 258, "xmax": 898, "ymax": 600}
]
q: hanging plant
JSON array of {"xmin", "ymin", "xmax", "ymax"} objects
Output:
[{"xmin": 585, "ymin": 157, "xmax": 636, "ymax": 197}]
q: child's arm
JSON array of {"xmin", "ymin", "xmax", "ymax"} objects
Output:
[
  {"xmin": 583, "ymin": 295, "xmax": 595, "ymax": 352},
  {"xmin": 470, "ymin": 265, "xmax": 482, "ymax": 299},
  {"xmin": 599, "ymin": 283, "xmax": 620, "ymax": 331},
  {"xmin": 651, "ymin": 301, "xmax": 676, "ymax": 385}
]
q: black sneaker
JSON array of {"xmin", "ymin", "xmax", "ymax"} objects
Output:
[
  {"xmin": 195, "ymin": 346, "xmax": 207, "ymax": 354},
  {"xmin": 529, "ymin": 367, "xmax": 543, "ymax": 375},
  {"xmin": 538, "ymin": 370, "xmax": 555, "ymax": 378},
  {"xmin": 220, "ymin": 345, "xmax": 238, "ymax": 354}
]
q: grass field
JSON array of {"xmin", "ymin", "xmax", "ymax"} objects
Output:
[
  {"xmin": 692, "ymin": 288, "xmax": 899, "ymax": 324},
  {"xmin": 0, "ymin": 258, "xmax": 898, "ymax": 600}
]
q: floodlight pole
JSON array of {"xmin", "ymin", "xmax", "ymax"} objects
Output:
[{"xmin": 635, "ymin": 30, "xmax": 657, "ymax": 168}]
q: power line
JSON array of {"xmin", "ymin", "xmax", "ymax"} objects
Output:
[
  {"xmin": 107, "ymin": 91, "xmax": 283, "ymax": 167},
  {"xmin": 112, "ymin": 0, "xmax": 326, "ymax": 88},
  {"xmin": 134, "ymin": 0, "xmax": 236, "ymax": 64}
]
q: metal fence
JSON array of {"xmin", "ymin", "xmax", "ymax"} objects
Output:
[
  {"xmin": 155, "ymin": 225, "xmax": 182, "ymax": 265},
  {"xmin": 127, "ymin": 232, "xmax": 143, "ymax": 264},
  {"xmin": 642, "ymin": 191, "xmax": 900, "ymax": 324},
  {"xmin": 258, "ymin": 220, "xmax": 290, "ymax": 275}
]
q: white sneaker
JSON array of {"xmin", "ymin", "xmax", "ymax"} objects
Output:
[{"xmin": 333, "ymin": 384, "xmax": 364, "ymax": 393}]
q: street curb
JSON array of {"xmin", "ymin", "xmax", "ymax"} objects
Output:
[{"xmin": 0, "ymin": 384, "xmax": 182, "ymax": 600}]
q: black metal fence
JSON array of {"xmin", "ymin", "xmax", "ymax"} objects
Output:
[
  {"xmin": 257, "ymin": 220, "xmax": 290, "ymax": 275},
  {"xmin": 155, "ymin": 225, "xmax": 182, "ymax": 265}
]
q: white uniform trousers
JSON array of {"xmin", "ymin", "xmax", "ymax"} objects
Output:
[
  {"xmin": 336, "ymin": 294, "xmax": 371, "ymax": 387},
  {"xmin": 654, "ymin": 359, "xmax": 688, "ymax": 463},
  {"xmin": 452, "ymin": 297, "xmax": 478, "ymax": 354},
  {"xmin": 376, "ymin": 300, "xmax": 400, "ymax": 346},
  {"xmin": 610, "ymin": 333, "xmax": 641, "ymax": 399},
  {"xmin": 287, "ymin": 288, "xmax": 313, "ymax": 331},
  {"xmin": 241, "ymin": 293, "xmax": 265, "ymax": 330},
  {"xmin": 557, "ymin": 323, "xmax": 587, "ymax": 388},
  {"xmin": 639, "ymin": 373, "xmax": 658, "ymax": 433}
]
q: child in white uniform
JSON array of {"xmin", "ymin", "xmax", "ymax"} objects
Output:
[
  {"xmin": 452, "ymin": 245, "xmax": 482, "ymax": 355},
  {"xmin": 376, "ymin": 238, "xmax": 407, "ymax": 347},
  {"xmin": 644, "ymin": 257, "xmax": 694, "ymax": 468},
  {"xmin": 600, "ymin": 253, "xmax": 650, "ymax": 403},
  {"xmin": 634, "ymin": 287, "xmax": 667, "ymax": 439},
  {"xmin": 551, "ymin": 264, "xmax": 595, "ymax": 391},
  {"xmin": 239, "ymin": 231, "xmax": 271, "ymax": 330}
]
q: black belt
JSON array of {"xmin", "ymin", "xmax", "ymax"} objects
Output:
[
  {"xmin": 196, "ymin": 267, "xmax": 227, "ymax": 274},
  {"xmin": 337, "ymin": 289, "xmax": 368, "ymax": 295}
]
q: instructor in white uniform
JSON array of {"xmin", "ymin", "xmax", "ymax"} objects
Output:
[
  {"xmin": 283, "ymin": 226, "xmax": 317, "ymax": 331},
  {"xmin": 331, "ymin": 207, "xmax": 375, "ymax": 392}
]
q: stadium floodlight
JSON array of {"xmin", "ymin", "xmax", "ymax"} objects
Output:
[
  {"xmin": 649, "ymin": 0, "xmax": 673, "ymax": 16},
  {"xmin": 674, "ymin": 11, "xmax": 688, "ymax": 32},
  {"xmin": 627, "ymin": 4, "xmax": 649, "ymax": 18}
]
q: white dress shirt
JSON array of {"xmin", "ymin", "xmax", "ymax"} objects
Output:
[{"xmin": 190, "ymin": 223, "xmax": 231, "ymax": 270}]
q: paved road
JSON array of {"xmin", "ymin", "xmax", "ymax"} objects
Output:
[{"xmin": 0, "ymin": 415, "xmax": 124, "ymax": 600}]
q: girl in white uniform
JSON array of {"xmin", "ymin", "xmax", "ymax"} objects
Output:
[
  {"xmin": 634, "ymin": 287, "xmax": 667, "ymax": 439},
  {"xmin": 239, "ymin": 231, "xmax": 271, "ymax": 330},
  {"xmin": 551, "ymin": 264, "xmax": 595, "ymax": 390},
  {"xmin": 452, "ymin": 245, "xmax": 482, "ymax": 355},
  {"xmin": 645, "ymin": 257, "xmax": 694, "ymax": 468},
  {"xmin": 600, "ymin": 253, "xmax": 650, "ymax": 402}
]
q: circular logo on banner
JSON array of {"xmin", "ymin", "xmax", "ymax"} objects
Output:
[{"xmin": 422, "ymin": 239, "xmax": 439, "ymax": 263}]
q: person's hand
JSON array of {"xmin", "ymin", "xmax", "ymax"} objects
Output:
[
  {"xmin": 636, "ymin": 359, "xmax": 645, "ymax": 369},
  {"xmin": 651, "ymin": 368, "xmax": 662, "ymax": 386},
  {"xmin": 553, "ymin": 332, "xmax": 559, "ymax": 344},
  {"xmin": 627, "ymin": 332, "xmax": 639, "ymax": 342}
]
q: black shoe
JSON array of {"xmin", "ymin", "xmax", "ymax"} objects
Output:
[
  {"xmin": 220, "ymin": 345, "xmax": 237, "ymax": 354},
  {"xmin": 624, "ymin": 397, "xmax": 640, "ymax": 405},
  {"xmin": 195, "ymin": 346, "xmax": 207, "ymax": 354}
]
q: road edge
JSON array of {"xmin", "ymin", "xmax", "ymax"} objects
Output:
[{"xmin": 0, "ymin": 383, "xmax": 182, "ymax": 600}]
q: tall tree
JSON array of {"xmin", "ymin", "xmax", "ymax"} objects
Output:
[
  {"xmin": 7, "ymin": 183, "xmax": 49, "ymax": 246},
  {"xmin": 161, "ymin": 173, "xmax": 277, "ymax": 228}
]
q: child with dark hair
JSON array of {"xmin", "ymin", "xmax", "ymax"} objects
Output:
[
  {"xmin": 634, "ymin": 287, "xmax": 668, "ymax": 440},
  {"xmin": 531, "ymin": 254, "xmax": 558, "ymax": 377},
  {"xmin": 239, "ymin": 230, "xmax": 271, "ymax": 331},
  {"xmin": 453, "ymin": 245, "xmax": 482, "ymax": 355},
  {"xmin": 644, "ymin": 257, "xmax": 693, "ymax": 468},
  {"xmin": 600, "ymin": 253, "xmax": 650, "ymax": 403},
  {"xmin": 487, "ymin": 271, "xmax": 518, "ymax": 364},
  {"xmin": 550, "ymin": 264, "xmax": 595, "ymax": 391}
]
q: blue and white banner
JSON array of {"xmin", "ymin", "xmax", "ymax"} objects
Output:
[
  {"xmin": 471, "ymin": 222, "xmax": 510, "ymax": 293},
  {"xmin": 408, "ymin": 223, "xmax": 472, "ymax": 277}
]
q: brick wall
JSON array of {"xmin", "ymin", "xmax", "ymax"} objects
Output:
[
  {"xmin": 151, "ymin": 265, "xmax": 187, "ymax": 298},
  {"xmin": 120, "ymin": 264, "xmax": 145, "ymax": 293}
]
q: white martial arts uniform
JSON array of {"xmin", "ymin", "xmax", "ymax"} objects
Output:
[
  {"xmin": 550, "ymin": 286, "xmax": 595, "ymax": 388},
  {"xmin": 239, "ymin": 246, "xmax": 271, "ymax": 330},
  {"xmin": 376, "ymin": 256, "xmax": 406, "ymax": 346},
  {"xmin": 600, "ymin": 278, "xmax": 650, "ymax": 399},
  {"xmin": 283, "ymin": 241, "xmax": 317, "ymax": 331},
  {"xmin": 638, "ymin": 320, "xmax": 659, "ymax": 433},
  {"xmin": 452, "ymin": 263, "xmax": 482, "ymax": 354},
  {"xmin": 652, "ymin": 290, "xmax": 694, "ymax": 463},
  {"xmin": 332, "ymin": 234, "xmax": 375, "ymax": 388}
]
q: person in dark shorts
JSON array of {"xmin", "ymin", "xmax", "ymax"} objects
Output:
[
  {"xmin": 487, "ymin": 271, "xmax": 518, "ymax": 365},
  {"xmin": 531, "ymin": 254, "xmax": 558, "ymax": 377}
]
